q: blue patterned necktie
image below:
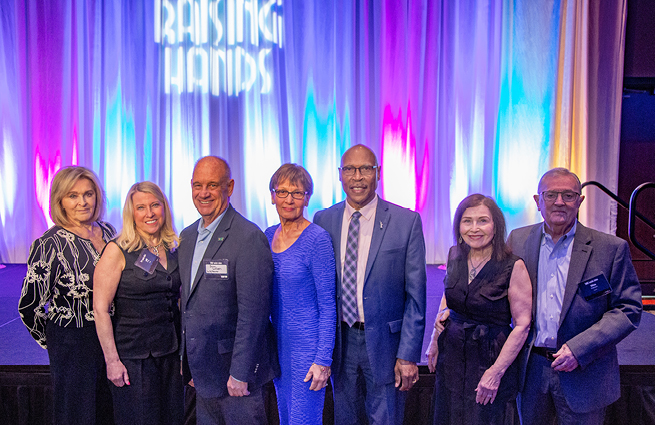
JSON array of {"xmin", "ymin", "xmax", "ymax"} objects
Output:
[{"xmin": 342, "ymin": 211, "xmax": 362, "ymax": 326}]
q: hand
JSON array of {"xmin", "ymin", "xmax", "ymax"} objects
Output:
[
  {"xmin": 551, "ymin": 344, "xmax": 579, "ymax": 372},
  {"xmin": 425, "ymin": 328, "xmax": 439, "ymax": 373},
  {"xmin": 304, "ymin": 363, "xmax": 331, "ymax": 391},
  {"xmin": 107, "ymin": 359, "xmax": 130, "ymax": 387},
  {"xmin": 227, "ymin": 375, "xmax": 250, "ymax": 397},
  {"xmin": 435, "ymin": 308, "xmax": 450, "ymax": 334},
  {"xmin": 394, "ymin": 358, "xmax": 418, "ymax": 391},
  {"xmin": 475, "ymin": 366, "xmax": 503, "ymax": 405},
  {"xmin": 180, "ymin": 363, "xmax": 194, "ymax": 387}
]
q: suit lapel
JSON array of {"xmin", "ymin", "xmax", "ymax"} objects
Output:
[
  {"xmin": 188, "ymin": 205, "xmax": 234, "ymax": 299},
  {"xmin": 559, "ymin": 222, "xmax": 592, "ymax": 326},
  {"xmin": 331, "ymin": 202, "xmax": 345, "ymax": 284},
  {"xmin": 364, "ymin": 199, "xmax": 390, "ymax": 283},
  {"xmin": 180, "ymin": 222, "xmax": 199, "ymax": 307},
  {"xmin": 525, "ymin": 224, "xmax": 542, "ymax": 316}
]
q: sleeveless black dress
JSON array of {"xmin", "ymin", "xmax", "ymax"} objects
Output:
[
  {"xmin": 433, "ymin": 250, "xmax": 520, "ymax": 425},
  {"xmin": 109, "ymin": 244, "xmax": 184, "ymax": 425},
  {"xmin": 112, "ymin": 246, "xmax": 181, "ymax": 358}
]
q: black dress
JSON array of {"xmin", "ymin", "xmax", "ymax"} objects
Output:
[
  {"xmin": 109, "ymin": 243, "xmax": 184, "ymax": 425},
  {"xmin": 433, "ymin": 250, "xmax": 520, "ymax": 425}
]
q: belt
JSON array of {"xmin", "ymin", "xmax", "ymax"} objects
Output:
[
  {"xmin": 532, "ymin": 346, "xmax": 556, "ymax": 362},
  {"xmin": 343, "ymin": 321, "xmax": 365, "ymax": 330}
]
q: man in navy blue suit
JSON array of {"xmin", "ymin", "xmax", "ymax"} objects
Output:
[
  {"xmin": 179, "ymin": 156, "xmax": 277, "ymax": 425},
  {"xmin": 314, "ymin": 144, "xmax": 427, "ymax": 425}
]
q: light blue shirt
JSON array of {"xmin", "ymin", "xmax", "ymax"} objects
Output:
[
  {"xmin": 535, "ymin": 221, "xmax": 577, "ymax": 348},
  {"xmin": 189, "ymin": 208, "xmax": 228, "ymax": 289}
]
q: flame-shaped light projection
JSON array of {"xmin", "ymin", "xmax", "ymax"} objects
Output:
[
  {"xmin": 301, "ymin": 78, "xmax": 349, "ymax": 221},
  {"xmin": 380, "ymin": 104, "xmax": 421, "ymax": 211},
  {"xmin": 34, "ymin": 147, "xmax": 62, "ymax": 228}
]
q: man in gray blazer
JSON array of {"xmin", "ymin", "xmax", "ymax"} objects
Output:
[
  {"xmin": 507, "ymin": 168, "xmax": 642, "ymax": 425},
  {"xmin": 314, "ymin": 144, "xmax": 426, "ymax": 425},
  {"xmin": 179, "ymin": 156, "xmax": 277, "ymax": 425}
]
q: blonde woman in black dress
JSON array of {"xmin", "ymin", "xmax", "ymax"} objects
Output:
[{"xmin": 94, "ymin": 182, "xmax": 183, "ymax": 425}]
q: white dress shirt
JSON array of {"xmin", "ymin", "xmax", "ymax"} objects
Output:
[{"xmin": 340, "ymin": 195, "xmax": 378, "ymax": 323}]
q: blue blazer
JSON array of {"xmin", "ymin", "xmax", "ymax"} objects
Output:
[
  {"xmin": 314, "ymin": 198, "xmax": 427, "ymax": 385},
  {"xmin": 507, "ymin": 221, "xmax": 642, "ymax": 413},
  {"xmin": 179, "ymin": 204, "xmax": 278, "ymax": 398}
]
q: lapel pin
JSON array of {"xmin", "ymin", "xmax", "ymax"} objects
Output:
[
  {"xmin": 218, "ymin": 237, "xmax": 224, "ymax": 241},
  {"xmin": 380, "ymin": 221, "xmax": 383, "ymax": 229}
]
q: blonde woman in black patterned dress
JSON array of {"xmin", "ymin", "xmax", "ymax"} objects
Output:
[{"xmin": 19, "ymin": 166, "xmax": 115, "ymax": 425}]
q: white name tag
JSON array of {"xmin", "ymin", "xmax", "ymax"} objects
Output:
[{"xmin": 204, "ymin": 259, "xmax": 228, "ymax": 279}]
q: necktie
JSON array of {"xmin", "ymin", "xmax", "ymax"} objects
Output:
[{"xmin": 342, "ymin": 211, "xmax": 362, "ymax": 326}]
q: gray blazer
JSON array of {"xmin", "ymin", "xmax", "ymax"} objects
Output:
[
  {"xmin": 179, "ymin": 204, "xmax": 278, "ymax": 398},
  {"xmin": 507, "ymin": 221, "xmax": 642, "ymax": 413}
]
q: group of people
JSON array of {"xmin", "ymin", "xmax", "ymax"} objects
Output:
[
  {"xmin": 425, "ymin": 168, "xmax": 642, "ymax": 425},
  {"xmin": 18, "ymin": 144, "xmax": 642, "ymax": 425}
]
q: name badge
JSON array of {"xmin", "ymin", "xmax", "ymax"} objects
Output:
[
  {"xmin": 204, "ymin": 259, "xmax": 228, "ymax": 279},
  {"xmin": 578, "ymin": 273, "xmax": 612, "ymax": 301},
  {"xmin": 135, "ymin": 248, "xmax": 159, "ymax": 274}
]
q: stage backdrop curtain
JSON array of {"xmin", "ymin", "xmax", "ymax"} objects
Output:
[{"xmin": 0, "ymin": 0, "xmax": 626, "ymax": 263}]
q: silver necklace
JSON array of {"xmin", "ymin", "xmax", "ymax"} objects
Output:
[
  {"xmin": 468, "ymin": 254, "xmax": 490, "ymax": 283},
  {"xmin": 148, "ymin": 242, "xmax": 163, "ymax": 256}
]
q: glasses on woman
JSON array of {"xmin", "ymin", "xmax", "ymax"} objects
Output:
[
  {"xmin": 339, "ymin": 165, "xmax": 378, "ymax": 176},
  {"xmin": 273, "ymin": 190, "xmax": 307, "ymax": 200},
  {"xmin": 540, "ymin": 191, "xmax": 580, "ymax": 203}
]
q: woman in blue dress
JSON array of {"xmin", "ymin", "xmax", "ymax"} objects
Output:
[{"xmin": 265, "ymin": 163, "xmax": 336, "ymax": 425}]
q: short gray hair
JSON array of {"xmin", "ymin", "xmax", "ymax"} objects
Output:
[{"xmin": 537, "ymin": 168, "xmax": 582, "ymax": 193}]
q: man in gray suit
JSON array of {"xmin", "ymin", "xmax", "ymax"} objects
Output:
[
  {"xmin": 314, "ymin": 144, "xmax": 426, "ymax": 425},
  {"xmin": 507, "ymin": 168, "xmax": 642, "ymax": 425},
  {"xmin": 179, "ymin": 156, "xmax": 277, "ymax": 425}
]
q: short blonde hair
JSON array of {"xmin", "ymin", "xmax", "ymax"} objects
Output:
[
  {"xmin": 115, "ymin": 182, "xmax": 179, "ymax": 253},
  {"xmin": 50, "ymin": 166, "xmax": 106, "ymax": 227}
]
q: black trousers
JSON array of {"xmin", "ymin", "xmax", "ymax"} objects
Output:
[
  {"xmin": 109, "ymin": 352, "xmax": 184, "ymax": 425},
  {"xmin": 46, "ymin": 321, "xmax": 114, "ymax": 425}
]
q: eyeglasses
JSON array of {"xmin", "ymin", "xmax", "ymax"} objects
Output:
[
  {"xmin": 273, "ymin": 190, "xmax": 307, "ymax": 200},
  {"xmin": 339, "ymin": 165, "xmax": 378, "ymax": 177},
  {"xmin": 540, "ymin": 191, "xmax": 580, "ymax": 203}
]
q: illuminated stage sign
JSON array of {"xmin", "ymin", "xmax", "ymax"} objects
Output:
[{"xmin": 155, "ymin": 0, "xmax": 283, "ymax": 96}]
